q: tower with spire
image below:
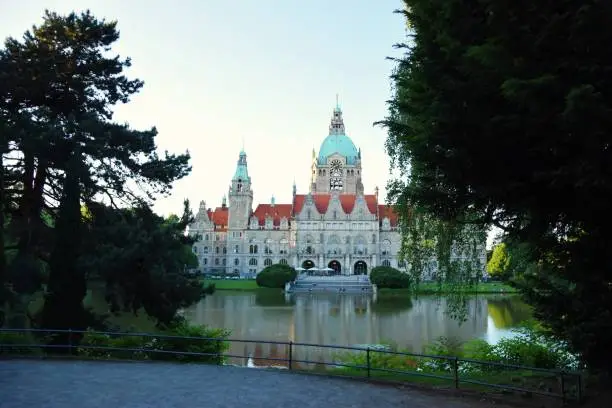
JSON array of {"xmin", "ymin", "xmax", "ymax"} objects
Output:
[
  {"xmin": 228, "ymin": 149, "xmax": 253, "ymax": 230},
  {"xmin": 310, "ymin": 98, "xmax": 363, "ymax": 194}
]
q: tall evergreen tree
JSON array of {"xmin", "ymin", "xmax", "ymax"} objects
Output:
[
  {"xmin": 382, "ymin": 1, "xmax": 612, "ymax": 372},
  {"xmin": 80, "ymin": 200, "xmax": 212, "ymax": 326},
  {"xmin": 0, "ymin": 10, "xmax": 191, "ymax": 330}
]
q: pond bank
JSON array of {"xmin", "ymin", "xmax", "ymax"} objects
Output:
[{"xmin": 203, "ymin": 279, "xmax": 517, "ymax": 294}]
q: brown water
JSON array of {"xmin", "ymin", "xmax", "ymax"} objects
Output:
[
  {"xmin": 75, "ymin": 288, "xmax": 530, "ymax": 367},
  {"xmin": 180, "ymin": 292, "xmax": 531, "ymax": 367}
]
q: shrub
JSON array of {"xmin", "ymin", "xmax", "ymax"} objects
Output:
[
  {"xmin": 148, "ymin": 321, "xmax": 230, "ymax": 364},
  {"xmin": 370, "ymin": 266, "xmax": 411, "ymax": 289},
  {"xmin": 334, "ymin": 343, "xmax": 419, "ymax": 373},
  {"xmin": 77, "ymin": 322, "xmax": 230, "ymax": 363},
  {"xmin": 256, "ymin": 264, "xmax": 297, "ymax": 288},
  {"xmin": 0, "ymin": 331, "xmax": 40, "ymax": 355}
]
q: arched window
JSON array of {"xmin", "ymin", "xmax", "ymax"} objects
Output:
[
  {"xmin": 215, "ymin": 247, "xmax": 220, "ymax": 254},
  {"xmin": 215, "ymin": 258, "xmax": 220, "ymax": 265},
  {"xmin": 279, "ymin": 259, "xmax": 288, "ymax": 265},
  {"xmin": 222, "ymin": 247, "xmax": 227, "ymax": 254},
  {"xmin": 279, "ymin": 238, "xmax": 289, "ymax": 254},
  {"xmin": 382, "ymin": 260, "xmax": 391, "ymax": 267},
  {"xmin": 249, "ymin": 245, "xmax": 258, "ymax": 254},
  {"xmin": 222, "ymin": 259, "xmax": 226, "ymax": 266},
  {"xmin": 203, "ymin": 247, "xmax": 209, "ymax": 254},
  {"xmin": 234, "ymin": 258, "xmax": 240, "ymax": 266},
  {"xmin": 249, "ymin": 258, "xmax": 258, "ymax": 266},
  {"xmin": 382, "ymin": 240, "xmax": 392, "ymax": 255},
  {"xmin": 234, "ymin": 245, "xmax": 239, "ymax": 253},
  {"xmin": 193, "ymin": 246, "xmax": 198, "ymax": 253},
  {"xmin": 264, "ymin": 258, "xmax": 272, "ymax": 267},
  {"xmin": 203, "ymin": 258, "xmax": 208, "ymax": 265},
  {"xmin": 205, "ymin": 234, "xmax": 209, "ymax": 241}
]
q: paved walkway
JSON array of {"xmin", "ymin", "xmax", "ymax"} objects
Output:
[{"xmin": 0, "ymin": 360, "xmax": 502, "ymax": 408}]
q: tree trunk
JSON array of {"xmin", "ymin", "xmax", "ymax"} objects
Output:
[
  {"xmin": 40, "ymin": 153, "xmax": 86, "ymax": 352},
  {"xmin": 0, "ymin": 144, "xmax": 6, "ymax": 327}
]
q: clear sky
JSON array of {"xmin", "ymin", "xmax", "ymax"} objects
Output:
[{"xmin": 0, "ymin": 0, "xmax": 406, "ymax": 216}]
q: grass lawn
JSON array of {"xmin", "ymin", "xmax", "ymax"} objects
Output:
[
  {"xmin": 203, "ymin": 279, "xmax": 261, "ymax": 291},
  {"xmin": 378, "ymin": 282, "xmax": 517, "ymax": 295},
  {"xmin": 203, "ymin": 279, "xmax": 516, "ymax": 293}
]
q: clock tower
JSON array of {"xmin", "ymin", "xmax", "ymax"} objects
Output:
[
  {"xmin": 228, "ymin": 149, "xmax": 253, "ymax": 230},
  {"xmin": 310, "ymin": 102, "xmax": 364, "ymax": 194}
]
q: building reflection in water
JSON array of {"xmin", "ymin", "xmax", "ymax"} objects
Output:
[{"xmin": 183, "ymin": 292, "xmax": 527, "ymax": 367}]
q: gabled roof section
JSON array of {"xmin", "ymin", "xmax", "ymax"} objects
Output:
[
  {"xmin": 293, "ymin": 194, "xmax": 378, "ymax": 215},
  {"xmin": 252, "ymin": 204, "xmax": 292, "ymax": 226},
  {"xmin": 378, "ymin": 204, "xmax": 399, "ymax": 227},
  {"xmin": 207, "ymin": 207, "xmax": 229, "ymax": 231}
]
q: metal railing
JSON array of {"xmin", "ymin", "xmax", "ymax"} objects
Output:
[{"xmin": 0, "ymin": 328, "xmax": 583, "ymax": 403}]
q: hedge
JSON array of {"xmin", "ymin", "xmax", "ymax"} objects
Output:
[
  {"xmin": 370, "ymin": 266, "xmax": 411, "ymax": 289},
  {"xmin": 256, "ymin": 264, "xmax": 297, "ymax": 288}
]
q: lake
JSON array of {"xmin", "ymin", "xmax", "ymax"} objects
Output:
[{"xmin": 180, "ymin": 291, "xmax": 531, "ymax": 367}]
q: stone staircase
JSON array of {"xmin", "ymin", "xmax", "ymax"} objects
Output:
[{"xmin": 286, "ymin": 275, "xmax": 374, "ymax": 294}]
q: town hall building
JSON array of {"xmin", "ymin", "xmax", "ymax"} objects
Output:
[
  {"xmin": 189, "ymin": 103, "xmax": 403, "ymax": 276},
  {"xmin": 189, "ymin": 103, "xmax": 484, "ymax": 277}
]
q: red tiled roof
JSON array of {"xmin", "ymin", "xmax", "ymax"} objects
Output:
[
  {"xmin": 252, "ymin": 204, "xmax": 292, "ymax": 226},
  {"xmin": 293, "ymin": 194, "xmax": 379, "ymax": 215},
  {"xmin": 207, "ymin": 207, "xmax": 229, "ymax": 231},
  {"xmin": 378, "ymin": 204, "xmax": 399, "ymax": 227}
]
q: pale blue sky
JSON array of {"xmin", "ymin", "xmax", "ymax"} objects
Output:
[{"xmin": 0, "ymin": 0, "xmax": 406, "ymax": 216}]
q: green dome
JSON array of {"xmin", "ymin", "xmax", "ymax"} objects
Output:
[{"xmin": 317, "ymin": 133, "xmax": 359, "ymax": 165}]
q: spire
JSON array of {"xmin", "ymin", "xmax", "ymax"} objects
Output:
[
  {"xmin": 329, "ymin": 101, "xmax": 345, "ymax": 135},
  {"xmin": 292, "ymin": 179, "xmax": 297, "ymax": 197},
  {"xmin": 271, "ymin": 195, "xmax": 275, "ymax": 206},
  {"xmin": 222, "ymin": 194, "xmax": 227, "ymax": 207},
  {"xmin": 233, "ymin": 150, "xmax": 250, "ymax": 182}
]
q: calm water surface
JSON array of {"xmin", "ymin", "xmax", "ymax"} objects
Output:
[{"xmin": 181, "ymin": 292, "xmax": 531, "ymax": 367}]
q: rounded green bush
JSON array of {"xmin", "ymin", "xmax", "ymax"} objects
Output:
[
  {"xmin": 256, "ymin": 264, "xmax": 297, "ymax": 288},
  {"xmin": 370, "ymin": 266, "xmax": 411, "ymax": 289}
]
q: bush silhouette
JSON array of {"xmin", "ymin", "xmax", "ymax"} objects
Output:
[
  {"xmin": 256, "ymin": 264, "xmax": 297, "ymax": 288},
  {"xmin": 370, "ymin": 266, "xmax": 411, "ymax": 289}
]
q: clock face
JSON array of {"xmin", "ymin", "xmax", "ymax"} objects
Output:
[
  {"xmin": 329, "ymin": 159, "xmax": 343, "ymax": 177},
  {"xmin": 330, "ymin": 159, "xmax": 342, "ymax": 171}
]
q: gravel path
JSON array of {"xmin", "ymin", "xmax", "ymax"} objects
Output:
[{"xmin": 0, "ymin": 360, "xmax": 501, "ymax": 408}]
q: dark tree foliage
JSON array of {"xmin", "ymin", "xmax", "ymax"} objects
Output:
[
  {"xmin": 80, "ymin": 200, "xmax": 212, "ymax": 326},
  {"xmin": 0, "ymin": 10, "xmax": 191, "ymax": 330},
  {"xmin": 381, "ymin": 1, "xmax": 612, "ymax": 372}
]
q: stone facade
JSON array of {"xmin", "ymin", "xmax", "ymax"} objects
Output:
[{"xmin": 189, "ymin": 105, "xmax": 403, "ymax": 276}]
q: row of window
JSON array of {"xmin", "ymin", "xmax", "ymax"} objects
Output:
[
  {"xmin": 202, "ymin": 258, "xmax": 399, "ymax": 268},
  {"xmin": 202, "ymin": 258, "xmax": 289, "ymax": 267}
]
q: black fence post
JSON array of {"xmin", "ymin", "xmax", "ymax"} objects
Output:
[
  {"xmin": 217, "ymin": 338, "xmax": 222, "ymax": 365},
  {"xmin": 577, "ymin": 373, "xmax": 583, "ymax": 403},
  {"xmin": 560, "ymin": 371, "xmax": 566, "ymax": 403},
  {"xmin": 366, "ymin": 348, "xmax": 371, "ymax": 378},
  {"xmin": 68, "ymin": 328, "xmax": 73, "ymax": 354},
  {"xmin": 452, "ymin": 357, "xmax": 459, "ymax": 389},
  {"xmin": 288, "ymin": 341, "xmax": 293, "ymax": 370}
]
